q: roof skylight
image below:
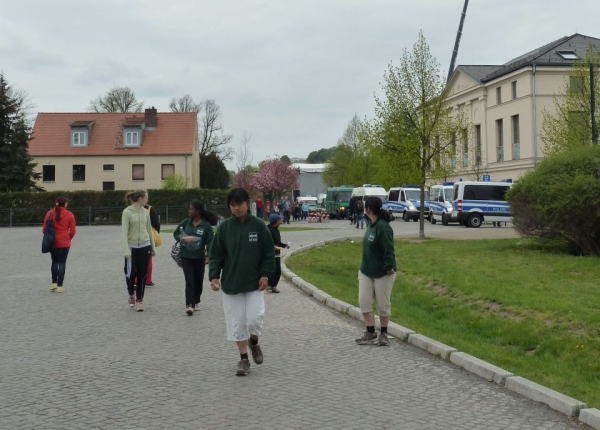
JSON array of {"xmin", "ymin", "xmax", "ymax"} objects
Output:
[{"xmin": 557, "ymin": 50, "xmax": 579, "ymax": 60}]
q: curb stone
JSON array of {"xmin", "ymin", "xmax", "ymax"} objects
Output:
[
  {"xmin": 505, "ymin": 376, "xmax": 586, "ymax": 417},
  {"xmin": 282, "ymin": 235, "xmax": 595, "ymax": 427},
  {"xmin": 450, "ymin": 352, "xmax": 514, "ymax": 385},
  {"xmin": 579, "ymin": 409, "xmax": 600, "ymax": 429}
]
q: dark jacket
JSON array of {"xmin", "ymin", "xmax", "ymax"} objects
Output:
[
  {"xmin": 360, "ymin": 217, "xmax": 397, "ymax": 278},
  {"xmin": 174, "ymin": 218, "xmax": 214, "ymax": 260},
  {"xmin": 209, "ymin": 214, "xmax": 275, "ymax": 295},
  {"xmin": 268, "ymin": 224, "xmax": 287, "ymax": 257},
  {"xmin": 349, "ymin": 196, "xmax": 357, "ymax": 214},
  {"xmin": 145, "ymin": 204, "xmax": 161, "ymax": 232}
]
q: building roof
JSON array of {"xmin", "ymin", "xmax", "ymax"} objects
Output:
[
  {"xmin": 452, "ymin": 34, "xmax": 600, "ymax": 84},
  {"xmin": 29, "ymin": 112, "xmax": 197, "ymax": 156}
]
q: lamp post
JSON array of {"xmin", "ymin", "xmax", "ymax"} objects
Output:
[{"xmin": 592, "ymin": 63, "xmax": 598, "ymax": 145}]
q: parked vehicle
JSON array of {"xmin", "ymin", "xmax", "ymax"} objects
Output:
[
  {"xmin": 449, "ymin": 181, "xmax": 513, "ymax": 228},
  {"xmin": 386, "ymin": 186, "xmax": 430, "ymax": 222},
  {"xmin": 428, "ymin": 182, "xmax": 455, "ymax": 225},
  {"xmin": 317, "ymin": 193, "xmax": 327, "ymax": 208},
  {"xmin": 352, "ymin": 185, "xmax": 388, "ymax": 204},
  {"xmin": 297, "ymin": 195, "xmax": 319, "ymax": 211},
  {"xmin": 326, "ymin": 186, "xmax": 353, "ymax": 219}
]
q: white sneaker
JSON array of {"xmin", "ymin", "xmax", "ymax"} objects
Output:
[
  {"xmin": 186, "ymin": 306, "xmax": 194, "ymax": 316},
  {"xmin": 135, "ymin": 301, "xmax": 144, "ymax": 312}
]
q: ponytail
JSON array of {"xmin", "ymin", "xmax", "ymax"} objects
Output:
[
  {"xmin": 54, "ymin": 196, "xmax": 68, "ymax": 222},
  {"xmin": 364, "ymin": 196, "xmax": 391, "ymax": 222}
]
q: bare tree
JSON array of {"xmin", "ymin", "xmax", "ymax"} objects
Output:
[
  {"xmin": 199, "ymin": 99, "xmax": 233, "ymax": 160},
  {"xmin": 169, "ymin": 94, "xmax": 201, "ymax": 113},
  {"xmin": 89, "ymin": 86, "xmax": 143, "ymax": 113},
  {"xmin": 234, "ymin": 132, "xmax": 255, "ymax": 189}
]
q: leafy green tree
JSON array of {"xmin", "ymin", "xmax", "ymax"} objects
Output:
[
  {"xmin": 89, "ymin": 86, "xmax": 143, "ymax": 112},
  {"xmin": 0, "ymin": 73, "xmax": 41, "ymax": 192},
  {"xmin": 541, "ymin": 46, "xmax": 600, "ymax": 155},
  {"xmin": 323, "ymin": 115, "xmax": 377, "ymax": 186},
  {"xmin": 306, "ymin": 147, "xmax": 336, "ymax": 163},
  {"xmin": 373, "ymin": 31, "xmax": 466, "ymax": 237},
  {"xmin": 200, "ymin": 153, "xmax": 230, "ymax": 189},
  {"xmin": 161, "ymin": 173, "xmax": 188, "ymax": 190}
]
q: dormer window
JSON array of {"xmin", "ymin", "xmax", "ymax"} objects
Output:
[
  {"xmin": 69, "ymin": 121, "xmax": 93, "ymax": 148},
  {"xmin": 125, "ymin": 131, "xmax": 139, "ymax": 146},
  {"xmin": 72, "ymin": 131, "xmax": 86, "ymax": 146}
]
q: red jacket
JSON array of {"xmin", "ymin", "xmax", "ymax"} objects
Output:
[{"xmin": 42, "ymin": 207, "xmax": 77, "ymax": 248}]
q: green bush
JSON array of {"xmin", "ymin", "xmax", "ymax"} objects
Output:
[
  {"xmin": 507, "ymin": 145, "xmax": 600, "ymax": 255},
  {"xmin": 0, "ymin": 188, "xmax": 231, "ymax": 226}
]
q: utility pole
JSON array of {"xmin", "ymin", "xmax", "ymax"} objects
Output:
[
  {"xmin": 591, "ymin": 63, "xmax": 598, "ymax": 144},
  {"xmin": 447, "ymin": 0, "xmax": 469, "ymax": 84}
]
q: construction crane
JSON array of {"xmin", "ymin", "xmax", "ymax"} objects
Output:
[{"xmin": 447, "ymin": 0, "xmax": 469, "ymax": 83}]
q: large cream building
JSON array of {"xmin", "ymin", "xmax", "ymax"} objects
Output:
[
  {"xmin": 444, "ymin": 33, "xmax": 600, "ymax": 182},
  {"xmin": 29, "ymin": 108, "xmax": 199, "ymax": 191}
]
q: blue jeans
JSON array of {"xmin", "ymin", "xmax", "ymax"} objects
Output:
[
  {"xmin": 50, "ymin": 247, "xmax": 70, "ymax": 286},
  {"xmin": 356, "ymin": 213, "xmax": 364, "ymax": 229}
]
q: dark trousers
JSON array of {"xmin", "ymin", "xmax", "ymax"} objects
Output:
[
  {"xmin": 50, "ymin": 247, "xmax": 70, "ymax": 286},
  {"xmin": 269, "ymin": 257, "xmax": 282, "ymax": 287},
  {"xmin": 181, "ymin": 257, "xmax": 205, "ymax": 307},
  {"xmin": 124, "ymin": 246, "xmax": 151, "ymax": 300},
  {"xmin": 283, "ymin": 210, "xmax": 290, "ymax": 224}
]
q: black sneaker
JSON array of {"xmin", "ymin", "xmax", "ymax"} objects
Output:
[
  {"xmin": 355, "ymin": 331, "xmax": 378, "ymax": 345},
  {"xmin": 248, "ymin": 339, "xmax": 264, "ymax": 364},
  {"xmin": 236, "ymin": 359, "xmax": 250, "ymax": 376},
  {"xmin": 270, "ymin": 287, "xmax": 280, "ymax": 293}
]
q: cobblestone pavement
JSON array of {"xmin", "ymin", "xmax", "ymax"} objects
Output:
[{"xmin": 0, "ymin": 222, "xmax": 589, "ymax": 429}]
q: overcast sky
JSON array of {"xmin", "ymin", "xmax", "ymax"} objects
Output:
[{"xmin": 2, "ymin": 0, "xmax": 600, "ymax": 169}]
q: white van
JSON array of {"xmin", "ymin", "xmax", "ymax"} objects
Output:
[
  {"xmin": 428, "ymin": 183, "xmax": 454, "ymax": 225},
  {"xmin": 297, "ymin": 195, "xmax": 319, "ymax": 210},
  {"xmin": 352, "ymin": 184, "xmax": 388, "ymax": 203},
  {"xmin": 387, "ymin": 186, "xmax": 430, "ymax": 222},
  {"xmin": 449, "ymin": 181, "xmax": 513, "ymax": 228}
]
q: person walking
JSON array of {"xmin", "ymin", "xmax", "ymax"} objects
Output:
[
  {"xmin": 355, "ymin": 198, "xmax": 365, "ymax": 229},
  {"xmin": 349, "ymin": 195, "xmax": 357, "ymax": 225},
  {"xmin": 142, "ymin": 203, "xmax": 160, "ymax": 287},
  {"xmin": 42, "ymin": 196, "xmax": 76, "ymax": 293},
  {"xmin": 255, "ymin": 195, "xmax": 264, "ymax": 219},
  {"xmin": 209, "ymin": 188, "xmax": 275, "ymax": 376},
  {"xmin": 282, "ymin": 195, "xmax": 291, "ymax": 224},
  {"xmin": 121, "ymin": 189, "xmax": 155, "ymax": 312},
  {"xmin": 267, "ymin": 214, "xmax": 290, "ymax": 293},
  {"xmin": 174, "ymin": 201, "xmax": 217, "ymax": 315},
  {"xmin": 355, "ymin": 196, "xmax": 397, "ymax": 346},
  {"xmin": 301, "ymin": 201, "xmax": 309, "ymax": 221}
]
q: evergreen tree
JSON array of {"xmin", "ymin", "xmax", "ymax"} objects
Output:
[{"xmin": 0, "ymin": 73, "xmax": 41, "ymax": 192}]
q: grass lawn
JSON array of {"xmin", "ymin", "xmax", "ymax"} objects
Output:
[{"xmin": 286, "ymin": 238, "xmax": 600, "ymax": 408}]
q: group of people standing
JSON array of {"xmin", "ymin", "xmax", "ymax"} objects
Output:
[{"xmin": 42, "ymin": 188, "xmax": 396, "ymax": 375}]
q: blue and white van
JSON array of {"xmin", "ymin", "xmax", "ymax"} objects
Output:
[
  {"xmin": 386, "ymin": 186, "xmax": 430, "ymax": 222},
  {"xmin": 449, "ymin": 181, "xmax": 513, "ymax": 228},
  {"xmin": 427, "ymin": 183, "xmax": 454, "ymax": 225}
]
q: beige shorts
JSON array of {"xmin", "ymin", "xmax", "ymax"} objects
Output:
[{"xmin": 358, "ymin": 270, "xmax": 396, "ymax": 317}]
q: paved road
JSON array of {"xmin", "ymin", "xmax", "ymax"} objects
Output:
[{"xmin": 0, "ymin": 221, "xmax": 589, "ymax": 429}]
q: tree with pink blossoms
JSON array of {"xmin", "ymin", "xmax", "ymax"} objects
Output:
[
  {"xmin": 233, "ymin": 168, "xmax": 255, "ymax": 190},
  {"xmin": 251, "ymin": 158, "xmax": 299, "ymax": 213}
]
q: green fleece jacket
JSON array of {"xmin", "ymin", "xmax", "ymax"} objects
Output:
[
  {"xmin": 360, "ymin": 217, "xmax": 397, "ymax": 278},
  {"xmin": 121, "ymin": 205, "xmax": 155, "ymax": 256},
  {"xmin": 173, "ymin": 218, "xmax": 214, "ymax": 260},
  {"xmin": 208, "ymin": 214, "xmax": 275, "ymax": 295}
]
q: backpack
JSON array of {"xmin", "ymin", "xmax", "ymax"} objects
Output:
[{"xmin": 356, "ymin": 199, "xmax": 364, "ymax": 212}]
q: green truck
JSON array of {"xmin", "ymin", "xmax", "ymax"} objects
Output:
[{"xmin": 326, "ymin": 186, "xmax": 353, "ymax": 219}]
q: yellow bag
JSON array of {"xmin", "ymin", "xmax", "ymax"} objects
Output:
[
  {"xmin": 147, "ymin": 205, "xmax": 162, "ymax": 247},
  {"xmin": 152, "ymin": 227, "xmax": 163, "ymax": 247}
]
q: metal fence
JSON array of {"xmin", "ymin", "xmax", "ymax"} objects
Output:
[{"xmin": 0, "ymin": 205, "xmax": 229, "ymax": 227}]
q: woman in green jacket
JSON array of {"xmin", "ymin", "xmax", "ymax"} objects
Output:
[
  {"xmin": 355, "ymin": 196, "xmax": 397, "ymax": 347},
  {"xmin": 174, "ymin": 201, "xmax": 217, "ymax": 315},
  {"xmin": 209, "ymin": 188, "xmax": 275, "ymax": 376}
]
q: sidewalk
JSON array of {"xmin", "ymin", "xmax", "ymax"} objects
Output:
[{"xmin": 0, "ymin": 225, "xmax": 590, "ymax": 429}]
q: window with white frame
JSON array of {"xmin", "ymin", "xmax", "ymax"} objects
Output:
[
  {"xmin": 496, "ymin": 119, "xmax": 504, "ymax": 161},
  {"xmin": 72, "ymin": 131, "xmax": 86, "ymax": 146},
  {"xmin": 125, "ymin": 131, "xmax": 139, "ymax": 146},
  {"xmin": 512, "ymin": 115, "xmax": 520, "ymax": 160},
  {"xmin": 511, "ymin": 81, "xmax": 517, "ymax": 100}
]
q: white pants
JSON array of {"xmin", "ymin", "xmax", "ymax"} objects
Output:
[{"xmin": 221, "ymin": 290, "xmax": 265, "ymax": 341}]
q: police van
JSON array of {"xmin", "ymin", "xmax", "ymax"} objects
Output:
[
  {"xmin": 352, "ymin": 184, "xmax": 388, "ymax": 203},
  {"xmin": 449, "ymin": 181, "xmax": 513, "ymax": 228},
  {"xmin": 387, "ymin": 186, "xmax": 430, "ymax": 222},
  {"xmin": 427, "ymin": 182, "xmax": 454, "ymax": 225}
]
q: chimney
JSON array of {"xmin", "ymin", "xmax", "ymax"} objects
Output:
[{"xmin": 145, "ymin": 106, "xmax": 157, "ymax": 129}]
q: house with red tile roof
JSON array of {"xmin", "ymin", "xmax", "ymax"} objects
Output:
[{"xmin": 28, "ymin": 108, "xmax": 199, "ymax": 191}]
